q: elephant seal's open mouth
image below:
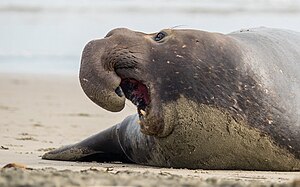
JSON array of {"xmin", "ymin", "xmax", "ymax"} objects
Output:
[{"xmin": 116, "ymin": 78, "xmax": 150, "ymax": 121}]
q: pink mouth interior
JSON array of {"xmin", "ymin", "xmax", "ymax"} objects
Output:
[
  {"xmin": 120, "ymin": 78, "xmax": 150, "ymax": 111},
  {"xmin": 131, "ymin": 80, "xmax": 150, "ymax": 105}
]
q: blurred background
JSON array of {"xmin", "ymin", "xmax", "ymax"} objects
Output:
[{"xmin": 1, "ymin": 0, "xmax": 300, "ymax": 75}]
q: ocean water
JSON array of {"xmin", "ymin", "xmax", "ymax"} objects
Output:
[{"xmin": 1, "ymin": 0, "xmax": 300, "ymax": 74}]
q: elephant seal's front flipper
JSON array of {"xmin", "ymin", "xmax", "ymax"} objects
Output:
[{"xmin": 42, "ymin": 123, "xmax": 132, "ymax": 163}]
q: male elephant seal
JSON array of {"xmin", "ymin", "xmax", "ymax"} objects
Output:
[{"xmin": 43, "ymin": 27, "xmax": 300, "ymax": 171}]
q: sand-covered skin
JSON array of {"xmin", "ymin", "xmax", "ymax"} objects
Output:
[{"xmin": 0, "ymin": 73, "xmax": 300, "ymax": 186}]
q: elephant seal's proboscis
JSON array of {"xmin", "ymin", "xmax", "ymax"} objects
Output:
[{"xmin": 43, "ymin": 27, "xmax": 300, "ymax": 171}]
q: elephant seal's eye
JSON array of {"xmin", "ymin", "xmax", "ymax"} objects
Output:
[{"xmin": 154, "ymin": 32, "xmax": 166, "ymax": 42}]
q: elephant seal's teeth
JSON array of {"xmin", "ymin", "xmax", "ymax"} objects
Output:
[{"xmin": 140, "ymin": 110, "xmax": 146, "ymax": 116}]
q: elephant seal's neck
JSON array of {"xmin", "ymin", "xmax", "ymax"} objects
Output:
[{"xmin": 156, "ymin": 95, "xmax": 300, "ymax": 170}]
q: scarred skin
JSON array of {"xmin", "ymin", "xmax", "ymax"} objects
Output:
[{"xmin": 43, "ymin": 27, "xmax": 300, "ymax": 171}]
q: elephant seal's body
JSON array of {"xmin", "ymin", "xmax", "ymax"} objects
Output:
[{"xmin": 43, "ymin": 27, "xmax": 300, "ymax": 171}]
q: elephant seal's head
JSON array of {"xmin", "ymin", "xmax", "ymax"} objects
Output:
[{"xmin": 80, "ymin": 28, "xmax": 240, "ymax": 137}]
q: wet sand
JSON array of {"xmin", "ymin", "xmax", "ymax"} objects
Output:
[{"xmin": 0, "ymin": 73, "xmax": 299, "ymax": 187}]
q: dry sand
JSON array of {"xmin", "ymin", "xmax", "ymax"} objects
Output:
[{"xmin": 0, "ymin": 73, "xmax": 299, "ymax": 187}]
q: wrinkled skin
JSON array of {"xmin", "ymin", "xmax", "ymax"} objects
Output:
[
  {"xmin": 43, "ymin": 27, "xmax": 300, "ymax": 171},
  {"xmin": 80, "ymin": 28, "xmax": 170, "ymax": 136}
]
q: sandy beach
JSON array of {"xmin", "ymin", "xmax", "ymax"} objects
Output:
[
  {"xmin": 0, "ymin": 73, "xmax": 299, "ymax": 187},
  {"xmin": 1, "ymin": 0, "xmax": 300, "ymax": 186}
]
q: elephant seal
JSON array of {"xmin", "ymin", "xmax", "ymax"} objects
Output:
[{"xmin": 43, "ymin": 27, "xmax": 300, "ymax": 171}]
